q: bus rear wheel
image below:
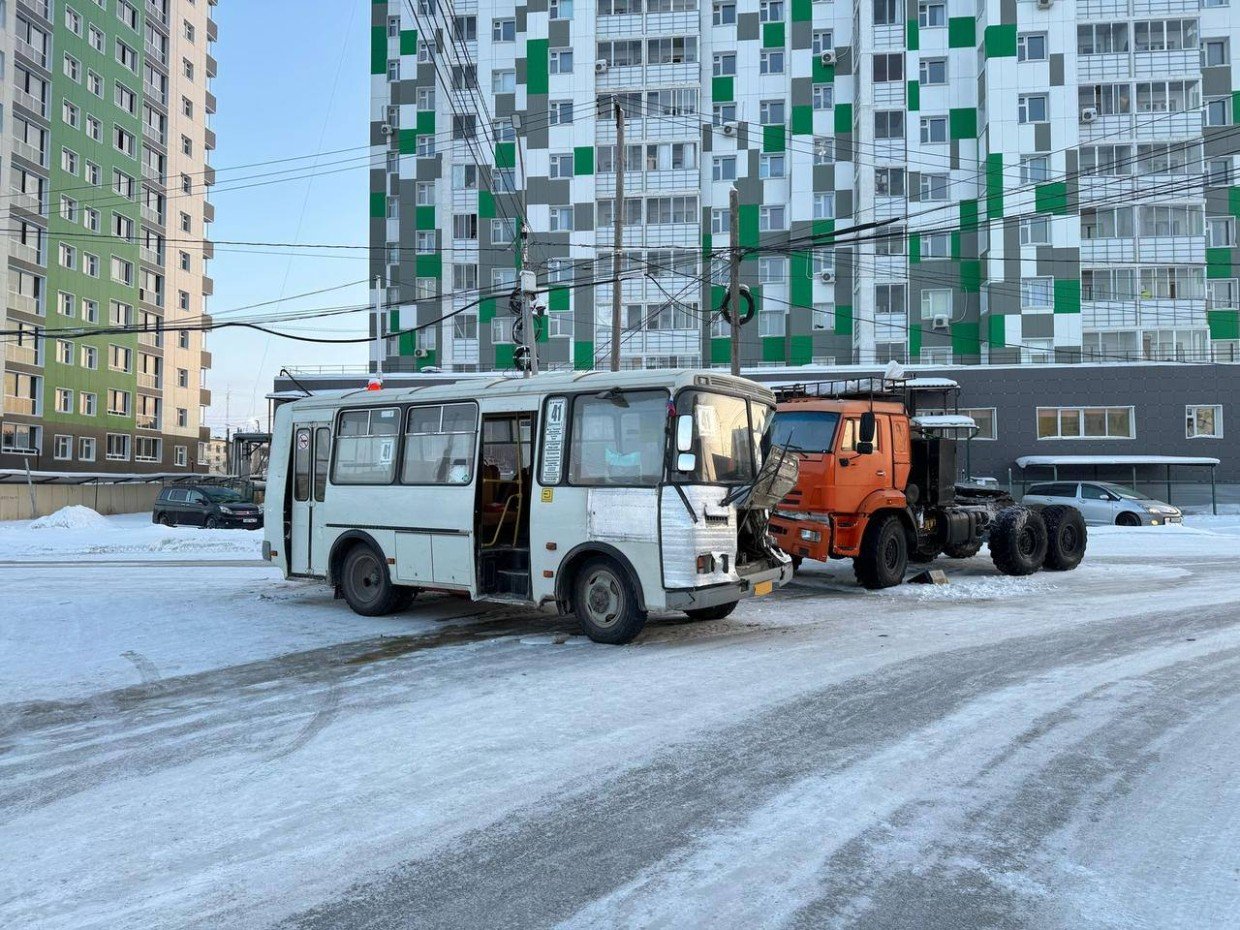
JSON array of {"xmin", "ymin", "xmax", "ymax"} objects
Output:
[
  {"xmin": 574, "ymin": 557, "xmax": 646, "ymax": 645},
  {"xmin": 340, "ymin": 544, "xmax": 414, "ymax": 616}
]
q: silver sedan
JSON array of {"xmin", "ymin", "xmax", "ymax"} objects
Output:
[{"xmin": 1022, "ymin": 481, "xmax": 1183, "ymax": 526}]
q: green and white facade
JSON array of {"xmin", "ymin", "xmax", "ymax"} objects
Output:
[
  {"xmin": 369, "ymin": 0, "xmax": 1240, "ymax": 374},
  {"xmin": 1, "ymin": 0, "xmax": 217, "ymax": 472}
]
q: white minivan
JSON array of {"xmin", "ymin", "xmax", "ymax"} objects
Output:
[{"xmin": 263, "ymin": 369, "xmax": 795, "ymax": 643}]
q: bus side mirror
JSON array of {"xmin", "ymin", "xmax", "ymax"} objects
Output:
[
  {"xmin": 857, "ymin": 411, "xmax": 876, "ymax": 455},
  {"xmin": 676, "ymin": 452, "xmax": 697, "ymax": 473},
  {"xmin": 676, "ymin": 415, "xmax": 693, "ymax": 453}
]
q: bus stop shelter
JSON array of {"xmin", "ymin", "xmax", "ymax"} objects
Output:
[{"xmin": 1014, "ymin": 455, "xmax": 1222, "ymax": 514}]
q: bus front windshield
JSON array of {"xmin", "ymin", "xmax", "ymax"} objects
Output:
[
  {"xmin": 766, "ymin": 410, "xmax": 841, "ymax": 454},
  {"xmin": 675, "ymin": 391, "xmax": 771, "ymax": 484}
]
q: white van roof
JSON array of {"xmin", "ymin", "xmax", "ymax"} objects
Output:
[{"xmin": 279, "ymin": 369, "xmax": 775, "ymax": 413}]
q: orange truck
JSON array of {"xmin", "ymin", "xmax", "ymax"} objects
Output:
[{"xmin": 766, "ymin": 377, "xmax": 1088, "ymax": 588}]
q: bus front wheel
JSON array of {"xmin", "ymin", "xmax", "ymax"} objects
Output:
[
  {"xmin": 573, "ymin": 557, "xmax": 646, "ymax": 645},
  {"xmin": 340, "ymin": 543, "xmax": 415, "ymax": 616}
]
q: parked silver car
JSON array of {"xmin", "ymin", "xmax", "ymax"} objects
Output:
[{"xmin": 1022, "ymin": 481, "xmax": 1183, "ymax": 526}]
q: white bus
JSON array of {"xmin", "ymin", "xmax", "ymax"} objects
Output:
[{"xmin": 263, "ymin": 369, "xmax": 794, "ymax": 643}]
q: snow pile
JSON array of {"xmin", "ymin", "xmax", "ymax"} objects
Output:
[{"xmin": 29, "ymin": 505, "xmax": 109, "ymax": 531}]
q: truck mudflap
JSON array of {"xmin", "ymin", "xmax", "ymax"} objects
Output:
[{"xmin": 664, "ymin": 560, "xmax": 793, "ymax": 611}]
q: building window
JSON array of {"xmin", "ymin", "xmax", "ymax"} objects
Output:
[
  {"xmin": 1017, "ymin": 33, "xmax": 1048, "ymax": 62},
  {"xmin": 175, "ymin": 445, "xmax": 188, "ymax": 467},
  {"xmin": 493, "ymin": 18, "xmax": 515, "ymax": 41},
  {"xmin": 875, "ymin": 167, "xmax": 905, "ymax": 197},
  {"xmin": 918, "ymin": 1, "xmax": 945, "ymax": 27},
  {"xmin": 79, "ymin": 437, "xmax": 96, "ymax": 461},
  {"xmin": 54, "ymin": 434, "xmax": 73, "ymax": 461},
  {"xmin": 712, "ymin": 156, "xmax": 736, "ymax": 181},
  {"xmin": 919, "ymin": 58, "xmax": 947, "ymax": 85},
  {"xmin": 759, "ymin": 154, "xmax": 785, "ymax": 179},
  {"xmin": 491, "ymin": 69, "xmax": 516, "ymax": 93},
  {"xmin": 758, "ymin": 205, "xmax": 786, "ymax": 231},
  {"xmin": 919, "ymin": 116, "xmax": 948, "ymax": 144},
  {"xmin": 1037, "ymin": 407, "xmax": 1134, "ymax": 440},
  {"xmin": 812, "ymin": 303, "xmax": 835, "ymax": 331},
  {"xmin": 922, "ymin": 232, "xmax": 950, "ymax": 258},
  {"xmin": 812, "ymin": 30, "xmax": 834, "ymax": 54},
  {"xmin": 1020, "ymin": 155, "xmax": 1051, "ymax": 183},
  {"xmin": 873, "ymin": 0, "xmax": 899, "ymax": 25},
  {"xmin": 813, "ymin": 193, "xmax": 835, "ymax": 220},
  {"xmin": 549, "ymin": 48, "xmax": 573, "ymax": 74},
  {"xmin": 1021, "ymin": 216, "xmax": 1052, "ymax": 245},
  {"xmin": 1021, "ymin": 276, "xmax": 1054, "ymax": 309},
  {"xmin": 759, "ymin": 0, "xmax": 784, "ymax": 22},
  {"xmin": 919, "ymin": 173, "xmax": 950, "ymax": 200},
  {"xmin": 106, "ymin": 433, "xmax": 132, "ymax": 461},
  {"xmin": 1186, "ymin": 405, "xmax": 1223, "ymax": 439},
  {"xmin": 1018, "ymin": 94, "xmax": 1048, "ymax": 123},
  {"xmin": 812, "ymin": 84, "xmax": 834, "ymax": 110},
  {"xmin": 549, "ymin": 206, "xmax": 574, "ymax": 231},
  {"xmin": 759, "ymin": 99, "xmax": 785, "ymax": 124},
  {"xmin": 713, "ymin": 2, "xmax": 737, "ymax": 26},
  {"xmin": 549, "ymin": 0, "xmax": 573, "ymax": 19},
  {"xmin": 919, "ymin": 288, "xmax": 952, "ymax": 320},
  {"xmin": 875, "ymin": 284, "xmax": 906, "ymax": 314},
  {"xmin": 549, "ymin": 100, "xmax": 574, "ymax": 125},
  {"xmin": 760, "ymin": 49, "xmax": 785, "ymax": 74},
  {"xmin": 873, "ymin": 53, "xmax": 903, "ymax": 83},
  {"xmin": 875, "ymin": 111, "xmax": 904, "ymax": 139}
]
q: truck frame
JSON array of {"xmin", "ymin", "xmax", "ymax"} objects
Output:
[{"xmin": 767, "ymin": 376, "xmax": 1088, "ymax": 588}]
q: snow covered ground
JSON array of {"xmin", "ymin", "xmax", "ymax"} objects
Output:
[{"xmin": 2, "ymin": 512, "xmax": 1240, "ymax": 929}]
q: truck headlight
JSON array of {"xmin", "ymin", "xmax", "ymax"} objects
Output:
[{"xmin": 799, "ymin": 528, "xmax": 821, "ymax": 543}]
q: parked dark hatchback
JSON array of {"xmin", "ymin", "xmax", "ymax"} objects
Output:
[{"xmin": 152, "ymin": 486, "xmax": 264, "ymax": 529}]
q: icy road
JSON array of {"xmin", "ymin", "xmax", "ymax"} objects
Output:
[{"xmin": 2, "ymin": 514, "xmax": 1240, "ymax": 929}]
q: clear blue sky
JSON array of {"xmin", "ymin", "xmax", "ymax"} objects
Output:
[{"xmin": 205, "ymin": 1, "xmax": 370, "ymax": 432}]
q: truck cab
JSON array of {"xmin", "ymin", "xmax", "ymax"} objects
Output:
[{"xmin": 768, "ymin": 398, "xmax": 911, "ymax": 561}]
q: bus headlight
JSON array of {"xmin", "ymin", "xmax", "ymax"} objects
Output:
[
  {"xmin": 696, "ymin": 554, "xmax": 716, "ymax": 574},
  {"xmin": 799, "ymin": 528, "xmax": 821, "ymax": 543}
]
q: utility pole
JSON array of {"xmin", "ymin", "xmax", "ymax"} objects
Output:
[
  {"xmin": 519, "ymin": 224, "xmax": 539, "ymax": 377},
  {"xmin": 372, "ymin": 275, "xmax": 384, "ymax": 378},
  {"xmin": 729, "ymin": 185, "xmax": 741, "ymax": 377},
  {"xmin": 610, "ymin": 98, "xmax": 624, "ymax": 372}
]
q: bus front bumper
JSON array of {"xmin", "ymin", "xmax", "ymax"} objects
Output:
[{"xmin": 665, "ymin": 560, "xmax": 793, "ymax": 611}]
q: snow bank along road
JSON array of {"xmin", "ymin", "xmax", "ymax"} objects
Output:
[{"xmin": 2, "ymin": 519, "xmax": 1240, "ymax": 929}]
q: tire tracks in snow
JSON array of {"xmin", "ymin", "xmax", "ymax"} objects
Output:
[{"xmin": 275, "ymin": 603, "xmax": 1240, "ymax": 930}]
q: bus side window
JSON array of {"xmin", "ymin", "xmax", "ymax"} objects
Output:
[
  {"xmin": 313, "ymin": 427, "xmax": 330, "ymax": 501},
  {"xmin": 293, "ymin": 428, "xmax": 311, "ymax": 501}
]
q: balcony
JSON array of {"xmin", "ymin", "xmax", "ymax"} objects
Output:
[
  {"xmin": 1138, "ymin": 236, "xmax": 1205, "ymax": 263},
  {"xmin": 207, "ymin": 18, "xmax": 218, "ymax": 43},
  {"xmin": 1138, "ymin": 298, "xmax": 1206, "ymax": 327},
  {"xmin": 139, "ymin": 331, "xmax": 164, "ymax": 348},
  {"xmin": 1082, "ymin": 300, "xmax": 1139, "ymax": 328},
  {"xmin": 1135, "ymin": 111, "xmax": 1201, "ymax": 140},
  {"xmin": 201, "ymin": 240, "xmax": 215, "ymax": 260},
  {"xmin": 137, "ymin": 372, "xmax": 161, "ymax": 390},
  {"xmin": 23, "ymin": 0, "xmax": 52, "ymax": 18},
  {"xmin": 146, "ymin": 0, "xmax": 168, "ymax": 25},
  {"xmin": 9, "ymin": 239, "xmax": 45, "ymax": 266},
  {"xmin": 205, "ymin": 91, "xmax": 217, "ymax": 115},
  {"xmin": 1078, "ymin": 0, "xmax": 1128, "ymax": 17},
  {"xmin": 141, "ymin": 163, "xmax": 165, "ymax": 184},
  {"xmin": 204, "ymin": 128, "xmax": 216, "ymax": 151},
  {"xmin": 144, "ymin": 40, "xmax": 168, "ymax": 66},
  {"xmin": 596, "ymin": 64, "xmax": 644, "ymax": 91},
  {"xmin": 1077, "ymin": 54, "xmax": 1130, "ymax": 83},
  {"xmin": 7, "ymin": 292, "xmax": 42, "ymax": 316},
  {"xmin": 1132, "ymin": 0, "xmax": 1197, "ymax": 13},
  {"xmin": 206, "ymin": 54, "xmax": 217, "ymax": 78},
  {"xmin": 142, "ymin": 123, "xmax": 167, "ymax": 146},
  {"xmin": 596, "ymin": 13, "xmax": 643, "ymax": 37},
  {"xmin": 15, "ymin": 38, "xmax": 48, "ymax": 69},
  {"xmin": 1081, "ymin": 237, "xmax": 1136, "ymax": 263},
  {"xmin": 12, "ymin": 88, "xmax": 48, "ymax": 118},
  {"xmin": 136, "ymin": 414, "xmax": 161, "ymax": 431},
  {"xmin": 11, "ymin": 139, "xmax": 47, "ymax": 168},
  {"xmin": 8, "ymin": 190, "xmax": 46, "ymax": 216},
  {"xmin": 202, "ymin": 276, "xmax": 214, "ymax": 296},
  {"xmin": 145, "ymin": 82, "xmax": 168, "ymax": 105},
  {"xmin": 1135, "ymin": 49, "xmax": 1198, "ymax": 78},
  {"xmin": 141, "ymin": 204, "xmax": 164, "ymax": 225},
  {"xmin": 3, "ymin": 395, "xmax": 39, "ymax": 416},
  {"xmin": 203, "ymin": 166, "xmax": 217, "ymax": 187},
  {"xmin": 140, "ymin": 246, "xmax": 163, "ymax": 266},
  {"xmin": 4, "ymin": 342, "xmax": 40, "ymax": 366}
]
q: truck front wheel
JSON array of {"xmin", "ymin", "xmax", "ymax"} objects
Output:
[
  {"xmin": 574, "ymin": 557, "xmax": 647, "ymax": 644},
  {"xmin": 989, "ymin": 506, "xmax": 1048, "ymax": 576},
  {"xmin": 854, "ymin": 514, "xmax": 908, "ymax": 589}
]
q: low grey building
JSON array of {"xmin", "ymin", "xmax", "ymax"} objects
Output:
[{"xmin": 272, "ymin": 361, "xmax": 1235, "ymax": 507}]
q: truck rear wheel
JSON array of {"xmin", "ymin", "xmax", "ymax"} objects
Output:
[
  {"xmin": 684, "ymin": 601, "xmax": 738, "ymax": 622},
  {"xmin": 1042, "ymin": 505, "xmax": 1087, "ymax": 571},
  {"xmin": 340, "ymin": 544, "xmax": 415, "ymax": 616},
  {"xmin": 909, "ymin": 542, "xmax": 941, "ymax": 564},
  {"xmin": 854, "ymin": 514, "xmax": 908, "ymax": 589},
  {"xmin": 574, "ymin": 557, "xmax": 647, "ymax": 644},
  {"xmin": 989, "ymin": 506, "xmax": 1048, "ymax": 577},
  {"xmin": 942, "ymin": 539, "xmax": 982, "ymax": 559}
]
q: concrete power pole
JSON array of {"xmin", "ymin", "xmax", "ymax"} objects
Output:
[
  {"xmin": 610, "ymin": 99, "xmax": 624, "ymax": 372},
  {"xmin": 519, "ymin": 224, "xmax": 539, "ymax": 378},
  {"xmin": 373, "ymin": 275, "xmax": 384, "ymax": 378},
  {"xmin": 729, "ymin": 186, "xmax": 741, "ymax": 377}
]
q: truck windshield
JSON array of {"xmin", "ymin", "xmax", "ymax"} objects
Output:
[
  {"xmin": 674, "ymin": 391, "xmax": 770, "ymax": 484},
  {"xmin": 767, "ymin": 410, "xmax": 841, "ymax": 453}
]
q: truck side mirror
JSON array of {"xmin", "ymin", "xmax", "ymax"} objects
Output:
[
  {"xmin": 857, "ymin": 411, "xmax": 876, "ymax": 455},
  {"xmin": 676, "ymin": 452, "xmax": 697, "ymax": 473},
  {"xmin": 676, "ymin": 414, "xmax": 694, "ymax": 453}
]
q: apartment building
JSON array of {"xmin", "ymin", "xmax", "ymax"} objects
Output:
[
  {"xmin": 369, "ymin": 0, "xmax": 1240, "ymax": 375},
  {"xmin": 0, "ymin": 0, "xmax": 217, "ymax": 473}
]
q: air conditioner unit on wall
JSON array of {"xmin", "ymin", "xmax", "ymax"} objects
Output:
[
  {"xmin": 380, "ymin": 123, "xmax": 394, "ymax": 136},
  {"xmin": 932, "ymin": 314, "xmax": 951, "ymax": 330},
  {"xmin": 1080, "ymin": 107, "xmax": 1098, "ymax": 123},
  {"xmin": 820, "ymin": 51, "xmax": 837, "ymax": 66},
  {"xmin": 595, "ymin": 59, "xmax": 609, "ymax": 74},
  {"xmin": 721, "ymin": 123, "xmax": 737, "ymax": 136},
  {"xmin": 414, "ymin": 348, "xmax": 430, "ymax": 358},
  {"xmin": 819, "ymin": 270, "xmax": 835, "ymax": 283},
  {"xmin": 1035, "ymin": 0, "xmax": 1053, "ymax": 9}
]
